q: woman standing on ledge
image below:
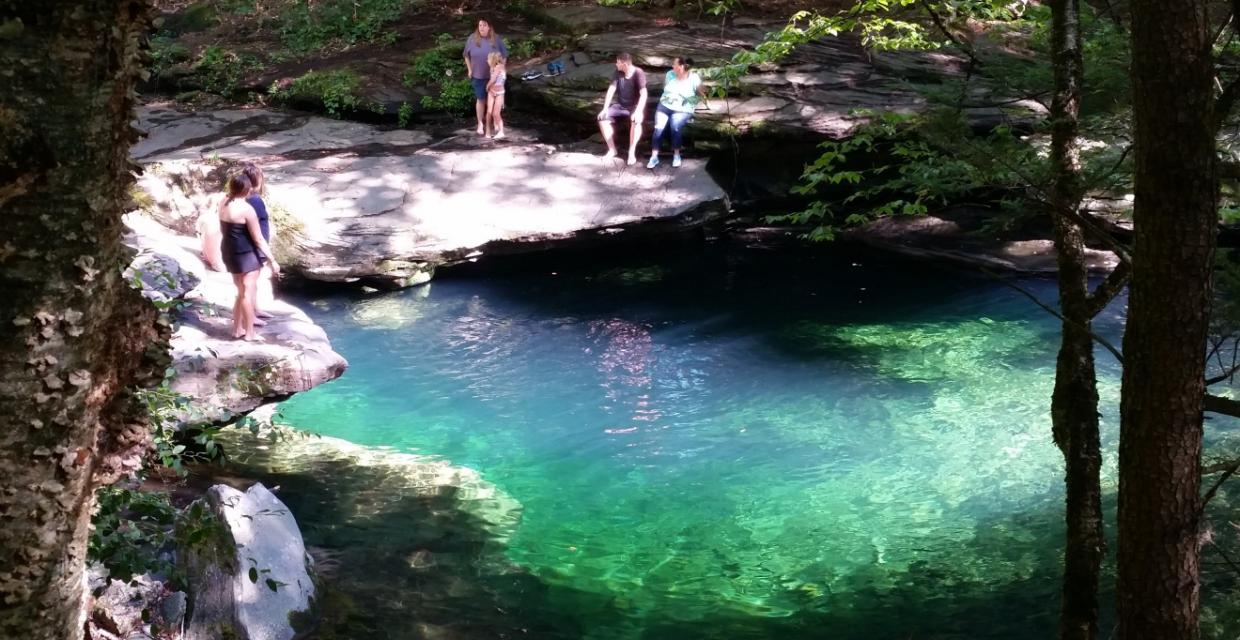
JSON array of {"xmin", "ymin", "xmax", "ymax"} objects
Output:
[
  {"xmin": 218, "ymin": 174, "xmax": 280, "ymax": 342},
  {"xmin": 648, "ymin": 57, "xmax": 705, "ymax": 169},
  {"xmin": 463, "ymin": 19, "xmax": 508, "ymax": 137}
]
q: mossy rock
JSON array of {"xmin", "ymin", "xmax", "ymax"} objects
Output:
[{"xmin": 161, "ymin": 1, "xmax": 218, "ymax": 35}]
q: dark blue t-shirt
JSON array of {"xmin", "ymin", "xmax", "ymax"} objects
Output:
[{"xmin": 246, "ymin": 194, "xmax": 270, "ymax": 241}]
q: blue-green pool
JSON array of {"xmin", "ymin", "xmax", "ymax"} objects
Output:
[{"xmin": 273, "ymin": 245, "xmax": 1138, "ymax": 639}]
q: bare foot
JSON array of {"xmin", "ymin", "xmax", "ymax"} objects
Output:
[
  {"xmin": 476, "ymin": 124, "xmax": 485, "ymax": 135},
  {"xmin": 627, "ymin": 155, "xmax": 638, "ymax": 166},
  {"xmin": 602, "ymin": 149, "xmax": 617, "ymax": 160}
]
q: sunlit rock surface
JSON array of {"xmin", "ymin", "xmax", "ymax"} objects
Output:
[
  {"xmin": 124, "ymin": 214, "xmax": 347, "ymax": 420},
  {"xmin": 183, "ymin": 482, "xmax": 314, "ymax": 640},
  {"xmin": 133, "ymin": 104, "xmax": 730, "ymax": 287}
]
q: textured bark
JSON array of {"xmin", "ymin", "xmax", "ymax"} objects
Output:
[
  {"xmin": 0, "ymin": 2, "xmax": 161, "ymax": 639},
  {"xmin": 1047, "ymin": 2, "xmax": 1105, "ymax": 639},
  {"xmin": 1116, "ymin": 1, "xmax": 1217, "ymax": 638}
]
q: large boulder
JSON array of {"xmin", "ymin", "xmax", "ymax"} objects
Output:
[
  {"xmin": 184, "ymin": 483, "xmax": 315, "ymax": 640},
  {"xmin": 133, "ymin": 104, "xmax": 730, "ymax": 287}
]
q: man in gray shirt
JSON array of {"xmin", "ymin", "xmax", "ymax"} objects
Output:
[
  {"xmin": 597, "ymin": 52, "xmax": 648, "ymax": 165},
  {"xmin": 463, "ymin": 19, "xmax": 508, "ymax": 136}
]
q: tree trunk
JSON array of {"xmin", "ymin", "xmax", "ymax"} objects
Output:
[
  {"xmin": 0, "ymin": 2, "xmax": 160, "ymax": 639},
  {"xmin": 1116, "ymin": 1, "xmax": 1216, "ymax": 638},
  {"xmin": 1048, "ymin": 2, "xmax": 1105, "ymax": 639}
]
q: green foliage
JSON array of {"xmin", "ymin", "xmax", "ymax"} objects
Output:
[
  {"xmin": 149, "ymin": 36, "xmax": 191, "ymax": 75},
  {"xmin": 781, "ymin": 109, "xmax": 1042, "ymax": 238},
  {"xmin": 397, "ymin": 101, "xmax": 414, "ymax": 127},
  {"xmin": 136, "ymin": 371, "xmax": 223, "ymax": 476},
  {"xmin": 89, "ymin": 482, "xmax": 236, "ymax": 586},
  {"xmin": 90, "ymin": 486, "xmax": 178, "ymax": 582},
  {"xmin": 271, "ymin": 69, "xmax": 384, "ymax": 118},
  {"xmin": 279, "ymin": 0, "xmax": 411, "ymax": 53},
  {"xmin": 195, "ymin": 46, "xmax": 261, "ymax": 95},
  {"xmin": 218, "ymin": 0, "xmax": 258, "ymax": 15},
  {"xmin": 983, "ymin": 3, "xmax": 1130, "ymax": 116},
  {"xmin": 405, "ymin": 34, "xmax": 473, "ymax": 114}
]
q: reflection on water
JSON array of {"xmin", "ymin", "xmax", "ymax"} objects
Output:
[{"xmin": 263, "ymin": 244, "xmax": 1239, "ymax": 639}]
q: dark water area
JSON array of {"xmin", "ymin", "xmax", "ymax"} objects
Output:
[{"xmin": 242, "ymin": 241, "xmax": 1240, "ymax": 639}]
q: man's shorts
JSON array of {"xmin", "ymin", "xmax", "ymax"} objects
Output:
[
  {"xmin": 471, "ymin": 78, "xmax": 488, "ymax": 100},
  {"xmin": 599, "ymin": 103, "xmax": 634, "ymax": 122}
]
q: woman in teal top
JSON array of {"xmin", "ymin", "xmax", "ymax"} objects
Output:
[{"xmin": 647, "ymin": 57, "xmax": 705, "ymax": 169}]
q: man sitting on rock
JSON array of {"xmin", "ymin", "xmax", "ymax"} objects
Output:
[{"xmin": 597, "ymin": 52, "xmax": 648, "ymax": 165}]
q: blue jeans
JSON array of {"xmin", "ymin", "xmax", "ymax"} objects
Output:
[
  {"xmin": 471, "ymin": 78, "xmax": 489, "ymax": 100},
  {"xmin": 651, "ymin": 103, "xmax": 692, "ymax": 153}
]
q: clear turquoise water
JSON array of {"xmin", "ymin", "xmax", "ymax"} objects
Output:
[{"xmin": 275, "ymin": 245, "xmax": 1140, "ymax": 639}]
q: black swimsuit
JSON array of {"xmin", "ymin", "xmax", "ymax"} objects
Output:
[{"xmin": 220, "ymin": 221, "xmax": 261, "ymax": 274}]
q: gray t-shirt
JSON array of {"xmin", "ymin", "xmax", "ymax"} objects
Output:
[
  {"xmin": 612, "ymin": 67, "xmax": 647, "ymax": 110},
  {"xmin": 463, "ymin": 35, "xmax": 508, "ymax": 80}
]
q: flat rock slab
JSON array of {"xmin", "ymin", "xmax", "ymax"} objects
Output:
[
  {"xmin": 125, "ymin": 214, "xmax": 348, "ymax": 420},
  {"xmin": 134, "ymin": 105, "xmax": 729, "ymax": 286}
]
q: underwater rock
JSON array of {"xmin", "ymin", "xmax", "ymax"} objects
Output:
[{"xmin": 206, "ymin": 425, "xmax": 528, "ymax": 637}]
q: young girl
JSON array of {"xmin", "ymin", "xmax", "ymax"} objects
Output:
[{"xmin": 485, "ymin": 51, "xmax": 507, "ymax": 139}]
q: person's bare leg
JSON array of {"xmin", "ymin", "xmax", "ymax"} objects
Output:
[
  {"xmin": 231, "ymin": 273, "xmax": 247, "ymax": 338},
  {"xmin": 492, "ymin": 95, "xmax": 505, "ymax": 138},
  {"xmin": 476, "ymin": 98, "xmax": 486, "ymax": 135},
  {"xmin": 599, "ymin": 119, "xmax": 617, "ymax": 158},
  {"xmin": 627, "ymin": 120, "xmax": 643, "ymax": 165},
  {"xmin": 252, "ymin": 262, "xmax": 272, "ymax": 325},
  {"xmin": 242, "ymin": 270, "xmax": 262, "ymax": 341}
]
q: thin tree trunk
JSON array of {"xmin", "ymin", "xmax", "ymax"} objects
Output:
[
  {"xmin": 1117, "ymin": 1, "xmax": 1217, "ymax": 638},
  {"xmin": 0, "ymin": 2, "xmax": 160, "ymax": 639},
  {"xmin": 1047, "ymin": 2, "xmax": 1105, "ymax": 638}
]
